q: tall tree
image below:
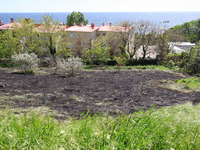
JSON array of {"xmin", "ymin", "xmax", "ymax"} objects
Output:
[
  {"xmin": 66, "ymin": 11, "xmax": 88, "ymax": 26},
  {"xmin": 108, "ymin": 20, "xmax": 135, "ymax": 60},
  {"xmin": 133, "ymin": 20, "xmax": 157, "ymax": 59},
  {"xmin": 155, "ymin": 23, "xmax": 185, "ymax": 61},
  {"xmin": 38, "ymin": 13, "xmax": 71, "ymax": 58},
  {"xmin": 12, "ymin": 17, "xmax": 42, "ymax": 55},
  {"xmin": 38, "ymin": 13, "xmax": 61, "ymax": 57}
]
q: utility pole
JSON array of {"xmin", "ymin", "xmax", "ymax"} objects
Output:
[{"xmin": 163, "ymin": 21, "xmax": 170, "ymax": 31}]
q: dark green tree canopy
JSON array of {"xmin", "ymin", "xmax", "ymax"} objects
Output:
[
  {"xmin": 66, "ymin": 11, "xmax": 88, "ymax": 26},
  {"xmin": 169, "ymin": 18, "xmax": 200, "ymax": 43}
]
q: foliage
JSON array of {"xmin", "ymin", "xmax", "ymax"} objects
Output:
[
  {"xmin": 125, "ymin": 58, "xmax": 159, "ymax": 66},
  {"xmin": 0, "ymin": 30, "xmax": 15, "ymax": 59},
  {"xmin": 113, "ymin": 56, "xmax": 125, "ymax": 72},
  {"xmin": 0, "ymin": 14, "xmax": 70, "ymax": 59},
  {"xmin": 84, "ymin": 39, "xmax": 110, "ymax": 64},
  {"xmin": 1, "ymin": 103, "xmax": 200, "ymax": 149},
  {"xmin": 191, "ymin": 40, "xmax": 200, "ymax": 51},
  {"xmin": 167, "ymin": 60, "xmax": 175, "ymax": 69},
  {"xmin": 162, "ymin": 53, "xmax": 182, "ymax": 65},
  {"xmin": 116, "ymin": 20, "xmax": 135, "ymax": 60},
  {"xmin": 38, "ymin": 13, "xmax": 71, "ymax": 58},
  {"xmin": 155, "ymin": 24, "xmax": 185, "ymax": 62},
  {"xmin": 55, "ymin": 33, "xmax": 71, "ymax": 59},
  {"xmin": 11, "ymin": 52, "xmax": 39, "ymax": 72},
  {"xmin": 133, "ymin": 20, "xmax": 157, "ymax": 59},
  {"xmin": 38, "ymin": 13, "xmax": 61, "ymax": 57},
  {"xmin": 22, "ymin": 69, "xmax": 36, "ymax": 74},
  {"xmin": 101, "ymin": 32, "xmax": 122, "ymax": 59},
  {"xmin": 178, "ymin": 49, "xmax": 200, "ymax": 74},
  {"xmin": 11, "ymin": 17, "xmax": 43, "ymax": 56},
  {"xmin": 66, "ymin": 11, "xmax": 88, "ymax": 26},
  {"xmin": 169, "ymin": 18, "xmax": 200, "ymax": 43},
  {"xmin": 113, "ymin": 56, "xmax": 125, "ymax": 66},
  {"xmin": 57, "ymin": 56, "xmax": 83, "ymax": 76},
  {"xmin": 175, "ymin": 77, "xmax": 200, "ymax": 89}
]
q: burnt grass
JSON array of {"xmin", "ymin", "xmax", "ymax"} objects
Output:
[{"xmin": 0, "ymin": 68, "xmax": 199, "ymax": 118}]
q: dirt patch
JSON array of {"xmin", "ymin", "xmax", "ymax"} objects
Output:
[{"xmin": 0, "ymin": 68, "xmax": 199, "ymax": 118}]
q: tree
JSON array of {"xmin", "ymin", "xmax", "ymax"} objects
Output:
[
  {"xmin": 66, "ymin": 11, "xmax": 88, "ymax": 26},
  {"xmin": 0, "ymin": 29, "xmax": 15, "ymax": 59},
  {"xmin": 169, "ymin": 18, "xmax": 200, "ymax": 43},
  {"xmin": 107, "ymin": 20, "xmax": 135, "ymax": 60},
  {"xmin": 84, "ymin": 37, "xmax": 110, "ymax": 64},
  {"xmin": 56, "ymin": 33, "xmax": 71, "ymax": 59},
  {"xmin": 11, "ymin": 17, "xmax": 42, "ymax": 56},
  {"xmin": 38, "ymin": 13, "xmax": 71, "ymax": 58},
  {"xmin": 99, "ymin": 32, "xmax": 122, "ymax": 59},
  {"xmin": 133, "ymin": 21, "xmax": 157, "ymax": 59},
  {"xmin": 155, "ymin": 23, "xmax": 185, "ymax": 61},
  {"xmin": 178, "ymin": 42, "xmax": 200, "ymax": 74},
  {"xmin": 38, "ymin": 13, "xmax": 60, "ymax": 57},
  {"xmin": 74, "ymin": 33, "xmax": 87, "ymax": 58}
]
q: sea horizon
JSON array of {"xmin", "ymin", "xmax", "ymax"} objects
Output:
[{"xmin": 1, "ymin": 12, "xmax": 200, "ymax": 27}]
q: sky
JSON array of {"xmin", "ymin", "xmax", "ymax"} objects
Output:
[{"xmin": 1, "ymin": 0, "xmax": 200, "ymax": 12}]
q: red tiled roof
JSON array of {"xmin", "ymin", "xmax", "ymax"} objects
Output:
[
  {"xmin": 0, "ymin": 22, "xmax": 21, "ymax": 30},
  {"xmin": 0, "ymin": 22, "xmax": 133, "ymax": 33},
  {"xmin": 64, "ymin": 25, "xmax": 100, "ymax": 32},
  {"xmin": 98, "ymin": 25, "xmax": 132, "ymax": 32},
  {"xmin": 36, "ymin": 25, "xmax": 65, "ymax": 33}
]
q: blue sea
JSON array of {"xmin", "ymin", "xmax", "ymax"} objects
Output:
[{"xmin": 0, "ymin": 12, "xmax": 200, "ymax": 27}]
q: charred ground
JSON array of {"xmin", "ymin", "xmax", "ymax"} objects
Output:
[{"xmin": 0, "ymin": 68, "xmax": 199, "ymax": 118}]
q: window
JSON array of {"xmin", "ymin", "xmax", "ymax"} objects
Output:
[
  {"xmin": 103, "ymin": 33, "xmax": 106, "ymax": 36},
  {"xmin": 70, "ymin": 33, "xmax": 73, "ymax": 38},
  {"xmin": 97, "ymin": 34, "xmax": 100, "ymax": 36}
]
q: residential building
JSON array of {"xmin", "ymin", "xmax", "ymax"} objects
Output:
[{"xmin": 0, "ymin": 18, "xmax": 134, "ymax": 58}]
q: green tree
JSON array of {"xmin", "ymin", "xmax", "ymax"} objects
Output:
[
  {"xmin": 11, "ymin": 17, "xmax": 42, "ymax": 56},
  {"xmin": 169, "ymin": 18, "xmax": 200, "ymax": 43},
  {"xmin": 155, "ymin": 24, "xmax": 185, "ymax": 62},
  {"xmin": 105, "ymin": 20, "xmax": 134, "ymax": 60},
  {"xmin": 38, "ymin": 13, "xmax": 60, "ymax": 57},
  {"xmin": 84, "ymin": 38, "xmax": 110, "ymax": 64},
  {"xmin": 66, "ymin": 11, "xmax": 88, "ymax": 26},
  {"xmin": 0, "ymin": 30, "xmax": 15, "ymax": 59},
  {"xmin": 38, "ymin": 13, "xmax": 71, "ymax": 58}
]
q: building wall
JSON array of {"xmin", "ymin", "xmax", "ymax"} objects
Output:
[{"xmin": 66, "ymin": 31, "xmax": 97, "ymax": 57}]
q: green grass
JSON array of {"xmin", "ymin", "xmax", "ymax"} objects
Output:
[
  {"xmin": 175, "ymin": 77, "xmax": 200, "ymax": 89},
  {"xmin": 83, "ymin": 65, "xmax": 172, "ymax": 71},
  {"xmin": 1, "ymin": 103, "xmax": 200, "ymax": 149}
]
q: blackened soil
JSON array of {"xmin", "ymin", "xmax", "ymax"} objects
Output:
[{"xmin": 0, "ymin": 69, "xmax": 199, "ymax": 118}]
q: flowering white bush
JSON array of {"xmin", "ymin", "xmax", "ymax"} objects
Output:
[
  {"xmin": 11, "ymin": 52, "xmax": 39, "ymax": 72},
  {"xmin": 57, "ymin": 56, "xmax": 83, "ymax": 76}
]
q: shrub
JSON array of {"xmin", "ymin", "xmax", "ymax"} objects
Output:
[
  {"xmin": 162, "ymin": 53, "xmax": 182, "ymax": 65},
  {"xmin": 167, "ymin": 60, "xmax": 175, "ymax": 69},
  {"xmin": 113, "ymin": 56, "xmax": 125, "ymax": 72},
  {"xmin": 11, "ymin": 52, "xmax": 39, "ymax": 72},
  {"xmin": 83, "ymin": 40, "xmax": 110, "ymax": 65},
  {"xmin": 178, "ymin": 50, "xmax": 200, "ymax": 74},
  {"xmin": 57, "ymin": 56, "xmax": 83, "ymax": 76}
]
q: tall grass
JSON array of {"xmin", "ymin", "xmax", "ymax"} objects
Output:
[{"xmin": 0, "ymin": 102, "xmax": 200, "ymax": 149}]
